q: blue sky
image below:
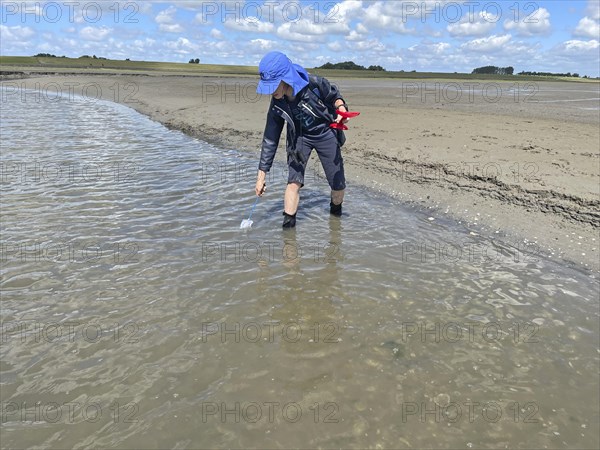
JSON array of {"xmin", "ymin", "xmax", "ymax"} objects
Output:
[{"xmin": 1, "ymin": 1, "xmax": 599, "ymax": 76}]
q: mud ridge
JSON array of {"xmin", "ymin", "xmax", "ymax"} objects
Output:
[{"xmin": 355, "ymin": 150, "xmax": 600, "ymax": 228}]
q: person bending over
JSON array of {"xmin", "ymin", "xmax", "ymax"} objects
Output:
[{"xmin": 255, "ymin": 51, "xmax": 350, "ymax": 228}]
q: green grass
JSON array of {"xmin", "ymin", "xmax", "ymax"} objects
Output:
[
  {"xmin": 308, "ymin": 68, "xmax": 598, "ymax": 82},
  {"xmin": 1, "ymin": 56, "xmax": 596, "ymax": 83},
  {"xmin": 0, "ymin": 56, "xmax": 258, "ymax": 75},
  {"xmin": 1, "ymin": 56, "xmax": 40, "ymax": 66}
]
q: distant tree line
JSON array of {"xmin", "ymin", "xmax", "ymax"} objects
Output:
[
  {"xmin": 79, "ymin": 55, "xmax": 108, "ymax": 60},
  {"xmin": 518, "ymin": 71, "xmax": 580, "ymax": 77},
  {"xmin": 189, "ymin": 58, "xmax": 200, "ymax": 64},
  {"xmin": 34, "ymin": 53, "xmax": 66, "ymax": 58},
  {"xmin": 317, "ymin": 61, "xmax": 386, "ymax": 71},
  {"xmin": 33, "ymin": 54, "xmax": 137, "ymax": 62},
  {"xmin": 472, "ymin": 65, "xmax": 587, "ymax": 78},
  {"xmin": 472, "ymin": 65, "xmax": 514, "ymax": 75},
  {"xmin": 36, "ymin": 53, "xmax": 107, "ymax": 60}
]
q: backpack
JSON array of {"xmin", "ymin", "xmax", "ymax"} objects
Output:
[{"xmin": 307, "ymin": 75, "xmax": 346, "ymax": 147}]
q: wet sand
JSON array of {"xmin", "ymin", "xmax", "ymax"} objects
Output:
[{"xmin": 3, "ymin": 73, "xmax": 599, "ymax": 271}]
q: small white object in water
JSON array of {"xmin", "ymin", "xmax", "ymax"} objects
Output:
[{"xmin": 240, "ymin": 219, "xmax": 253, "ymax": 229}]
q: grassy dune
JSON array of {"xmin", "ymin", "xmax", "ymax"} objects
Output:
[{"xmin": 1, "ymin": 56, "xmax": 596, "ymax": 82}]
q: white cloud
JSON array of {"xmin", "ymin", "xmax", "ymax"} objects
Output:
[
  {"xmin": 432, "ymin": 42, "xmax": 451, "ymax": 53},
  {"xmin": 156, "ymin": 6, "xmax": 177, "ymax": 24},
  {"xmin": 574, "ymin": 1, "xmax": 600, "ymax": 40},
  {"xmin": 0, "ymin": 25, "xmax": 35, "ymax": 40},
  {"xmin": 270, "ymin": 1, "xmax": 358, "ymax": 40},
  {"xmin": 330, "ymin": 0, "xmax": 364, "ymax": 23},
  {"xmin": 37, "ymin": 42, "xmax": 57, "ymax": 52},
  {"xmin": 587, "ymin": 0, "xmax": 600, "ymax": 21},
  {"xmin": 61, "ymin": 38, "xmax": 81, "ymax": 49},
  {"xmin": 278, "ymin": 18, "xmax": 349, "ymax": 36},
  {"xmin": 159, "ymin": 23, "xmax": 184, "ymax": 33},
  {"xmin": 461, "ymin": 34, "xmax": 512, "ymax": 52},
  {"xmin": 556, "ymin": 39, "xmax": 600, "ymax": 54},
  {"xmin": 193, "ymin": 12, "xmax": 210, "ymax": 25},
  {"xmin": 447, "ymin": 11, "xmax": 497, "ymax": 37},
  {"xmin": 328, "ymin": 41, "xmax": 343, "ymax": 51},
  {"xmin": 79, "ymin": 26, "xmax": 113, "ymax": 42},
  {"xmin": 362, "ymin": 1, "xmax": 414, "ymax": 34},
  {"xmin": 356, "ymin": 23, "xmax": 368, "ymax": 34},
  {"xmin": 406, "ymin": 41, "xmax": 452, "ymax": 71},
  {"xmin": 575, "ymin": 17, "xmax": 600, "ymax": 39},
  {"xmin": 384, "ymin": 55, "xmax": 403, "ymax": 66},
  {"xmin": 276, "ymin": 22, "xmax": 327, "ymax": 42},
  {"xmin": 346, "ymin": 28, "xmax": 368, "ymax": 41},
  {"xmin": 407, "ymin": 41, "xmax": 451, "ymax": 56},
  {"xmin": 279, "ymin": 0, "xmax": 362, "ymax": 32},
  {"xmin": 155, "ymin": 6, "xmax": 183, "ymax": 33},
  {"xmin": 137, "ymin": 2, "xmax": 154, "ymax": 16},
  {"xmin": 164, "ymin": 37, "xmax": 198, "ymax": 55},
  {"xmin": 132, "ymin": 38, "xmax": 157, "ymax": 54},
  {"xmin": 504, "ymin": 7, "xmax": 551, "ymax": 36},
  {"xmin": 224, "ymin": 18, "xmax": 275, "ymax": 33},
  {"xmin": 1, "ymin": 0, "xmax": 598, "ymax": 77},
  {"xmin": 353, "ymin": 38, "xmax": 386, "ymax": 52},
  {"xmin": 192, "ymin": 1, "xmax": 256, "ymax": 26},
  {"xmin": 538, "ymin": 39, "xmax": 600, "ymax": 76},
  {"xmin": 247, "ymin": 39, "xmax": 276, "ymax": 52},
  {"xmin": 210, "ymin": 28, "xmax": 223, "ymax": 39}
]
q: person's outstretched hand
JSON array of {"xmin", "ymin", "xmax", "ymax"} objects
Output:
[
  {"xmin": 335, "ymin": 113, "xmax": 348, "ymax": 127},
  {"xmin": 335, "ymin": 103, "xmax": 349, "ymax": 127},
  {"xmin": 255, "ymin": 170, "xmax": 267, "ymax": 196},
  {"xmin": 255, "ymin": 180, "xmax": 266, "ymax": 196}
]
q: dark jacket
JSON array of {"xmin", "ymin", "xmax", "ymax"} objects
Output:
[{"xmin": 258, "ymin": 74, "xmax": 346, "ymax": 172}]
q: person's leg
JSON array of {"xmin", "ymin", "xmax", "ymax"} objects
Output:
[
  {"xmin": 284, "ymin": 137, "xmax": 312, "ymax": 227},
  {"xmin": 313, "ymin": 133, "xmax": 346, "ymax": 216},
  {"xmin": 331, "ymin": 189, "xmax": 344, "ymax": 205},
  {"xmin": 284, "ymin": 181, "xmax": 301, "ymax": 215},
  {"xmin": 283, "ymin": 181, "xmax": 301, "ymax": 227},
  {"xmin": 330, "ymin": 189, "xmax": 344, "ymax": 216}
]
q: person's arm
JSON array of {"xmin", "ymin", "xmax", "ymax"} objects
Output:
[
  {"xmin": 334, "ymin": 98, "xmax": 347, "ymax": 112},
  {"xmin": 256, "ymin": 105, "xmax": 284, "ymax": 196},
  {"xmin": 255, "ymin": 169, "xmax": 267, "ymax": 196},
  {"xmin": 316, "ymin": 76, "xmax": 348, "ymax": 124}
]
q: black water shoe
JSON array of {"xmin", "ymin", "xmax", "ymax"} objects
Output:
[
  {"xmin": 330, "ymin": 202, "xmax": 342, "ymax": 217},
  {"xmin": 282, "ymin": 212, "xmax": 297, "ymax": 228}
]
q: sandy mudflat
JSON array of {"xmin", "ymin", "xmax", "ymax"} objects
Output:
[{"xmin": 3, "ymin": 73, "xmax": 599, "ymax": 271}]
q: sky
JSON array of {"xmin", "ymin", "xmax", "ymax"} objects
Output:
[{"xmin": 1, "ymin": 0, "xmax": 599, "ymax": 76}]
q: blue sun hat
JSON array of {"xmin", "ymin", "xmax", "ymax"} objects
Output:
[{"xmin": 257, "ymin": 51, "xmax": 309, "ymax": 96}]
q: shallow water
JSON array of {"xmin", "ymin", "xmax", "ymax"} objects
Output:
[{"xmin": 1, "ymin": 90, "xmax": 598, "ymax": 449}]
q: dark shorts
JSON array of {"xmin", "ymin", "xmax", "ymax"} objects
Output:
[{"xmin": 288, "ymin": 131, "xmax": 346, "ymax": 191}]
